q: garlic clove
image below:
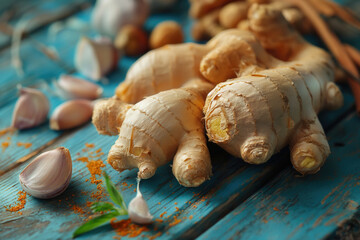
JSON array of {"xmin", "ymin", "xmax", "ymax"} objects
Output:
[
  {"xmin": 19, "ymin": 147, "xmax": 72, "ymax": 199},
  {"xmin": 128, "ymin": 178, "xmax": 153, "ymax": 224},
  {"xmin": 12, "ymin": 88, "xmax": 49, "ymax": 130},
  {"xmin": 50, "ymin": 99, "xmax": 93, "ymax": 130},
  {"xmin": 57, "ymin": 74, "xmax": 103, "ymax": 100},
  {"xmin": 74, "ymin": 37, "xmax": 119, "ymax": 81}
]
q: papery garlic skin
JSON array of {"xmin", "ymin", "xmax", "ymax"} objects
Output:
[
  {"xmin": 128, "ymin": 179, "xmax": 153, "ymax": 224},
  {"xmin": 12, "ymin": 88, "xmax": 49, "ymax": 129},
  {"xmin": 50, "ymin": 99, "xmax": 94, "ymax": 130},
  {"xmin": 74, "ymin": 37, "xmax": 119, "ymax": 81},
  {"xmin": 58, "ymin": 74, "xmax": 103, "ymax": 100},
  {"xmin": 19, "ymin": 147, "xmax": 72, "ymax": 199},
  {"xmin": 92, "ymin": 0, "xmax": 149, "ymax": 37}
]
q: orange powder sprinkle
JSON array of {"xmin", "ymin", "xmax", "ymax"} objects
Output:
[
  {"xmin": 77, "ymin": 148, "xmax": 106, "ymax": 201},
  {"xmin": 77, "ymin": 156, "xmax": 89, "ymax": 162},
  {"xmin": 5, "ymin": 191, "xmax": 27, "ymax": 214},
  {"xmin": 110, "ymin": 219, "xmax": 149, "ymax": 237},
  {"xmin": 0, "ymin": 127, "xmax": 14, "ymax": 137},
  {"xmin": 189, "ymin": 215, "xmax": 193, "ymax": 220},
  {"xmin": 175, "ymin": 207, "xmax": 179, "ymax": 211},
  {"xmin": 85, "ymin": 143, "xmax": 95, "ymax": 148},
  {"xmin": 2, "ymin": 141, "xmax": 10, "ymax": 149},
  {"xmin": 96, "ymin": 148, "xmax": 102, "ymax": 153},
  {"xmin": 87, "ymin": 160, "xmax": 106, "ymax": 184},
  {"xmin": 156, "ymin": 219, "xmax": 163, "ymax": 223},
  {"xmin": 273, "ymin": 207, "xmax": 280, "ymax": 211},
  {"xmin": 285, "ymin": 211, "xmax": 289, "ymax": 215},
  {"xmin": 17, "ymin": 142, "xmax": 32, "ymax": 149},
  {"xmin": 174, "ymin": 202, "xmax": 178, "ymax": 205},
  {"xmin": 169, "ymin": 216, "xmax": 182, "ymax": 227},
  {"xmin": 72, "ymin": 205, "xmax": 86, "ymax": 215},
  {"xmin": 160, "ymin": 211, "xmax": 167, "ymax": 218},
  {"xmin": 148, "ymin": 232, "xmax": 162, "ymax": 240}
]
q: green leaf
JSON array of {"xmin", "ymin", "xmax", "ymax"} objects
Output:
[
  {"xmin": 72, "ymin": 211, "xmax": 120, "ymax": 238},
  {"xmin": 90, "ymin": 202, "xmax": 116, "ymax": 213},
  {"xmin": 103, "ymin": 172, "xmax": 128, "ymax": 212}
]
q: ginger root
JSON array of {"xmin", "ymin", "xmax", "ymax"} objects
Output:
[
  {"xmin": 203, "ymin": 4, "xmax": 343, "ymax": 174},
  {"xmin": 94, "ymin": 79, "xmax": 213, "ymax": 187},
  {"xmin": 93, "ymin": 2, "xmax": 347, "ymax": 186},
  {"xmin": 191, "ymin": 0, "xmax": 312, "ymax": 41}
]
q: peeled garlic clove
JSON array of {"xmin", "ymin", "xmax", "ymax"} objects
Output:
[
  {"xmin": 12, "ymin": 88, "xmax": 49, "ymax": 130},
  {"xmin": 57, "ymin": 74, "xmax": 103, "ymax": 100},
  {"xmin": 19, "ymin": 147, "xmax": 72, "ymax": 199},
  {"xmin": 50, "ymin": 99, "xmax": 93, "ymax": 130},
  {"xmin": 128, "ymin": 179, "xmax": 153, "ymax": 224},
  {"xmin": 74, "ymin": 37, "xmax": 119, "ymax": 81}
]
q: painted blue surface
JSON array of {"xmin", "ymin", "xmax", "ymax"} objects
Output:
[
  {"xmin": 198, "ymin": 113, "xmax": 360, "ymax": 240},
  {"xmin": 0, "ymin": 0, "xmax": 360, "ymax": 239}
]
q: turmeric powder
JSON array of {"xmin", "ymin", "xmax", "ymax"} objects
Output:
[
  {"xmin": 5, "ymin": 191, "xmax": 27, "ymax": 214},
  {"xmin": 1, "ymin": 141, "xmax": 10, "ymax": 150},
  {"xmin": 110, "ymin": 219, "xmax": 149, "ymax": 237},
  {"xmin": 17, "ymin": 142, "xmax": 32, "ymax": 148}
]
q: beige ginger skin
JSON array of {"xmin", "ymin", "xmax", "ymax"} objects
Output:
[
  {"xmin": 203, "ymin": 4, "xmax": 343, "ymax": 174},
  {"xmin": 94, "ymin": 80, "xmax": 213, "ymax": 187},
  {"xmin": 93, "ymin": 3, "xmax": 343, "ymax": 187}
]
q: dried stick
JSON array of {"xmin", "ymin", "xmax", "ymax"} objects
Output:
[
  {"xmin": 345, "ymin": 44, "xmax": 360, "ymax": 68},
  {"xmin": 285, "ymin": 0, "xmax": 360, "ymax": 114}
]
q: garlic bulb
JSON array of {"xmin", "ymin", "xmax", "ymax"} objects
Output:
[
  {"xmin": 128, "ymin": 178, "xmax": 153, "ymax": 224},
  {"xmin": 57, "ymin": 74, "xmax": 103, "ymax": 100},
  {"xmin": 19, "ymin": 147, "xmax": 72, "ymax": 199},
  {"xmin": 50, "ymin": 99, "xmax": 94, "ymax": 130},
  {"xmin": 91, "ymin": 0, "xmax": 149, "ymax": 37},
  {"xmin": 74, "ymin": 37, "xmax": 119, "ymax": 81},
  {"xmin": 12, "ymin": 88, "xmax": 49, "ymax": 130}
]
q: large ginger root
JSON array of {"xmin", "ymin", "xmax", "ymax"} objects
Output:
[
  {"xmin": 94, "ymin": 79, "xmax": 213, "ymax": 187},
  {"xmin": 94, "ymin": 29, "xmax": 276, "ymax": 186},
  {"xmin": 203, "ymin": 4, "xmax": 343, "ymax": 174}
]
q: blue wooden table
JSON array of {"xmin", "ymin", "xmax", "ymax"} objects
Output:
[{"xmin": 0, "ymin": 0, "xmax": 359, "ymax": 239}]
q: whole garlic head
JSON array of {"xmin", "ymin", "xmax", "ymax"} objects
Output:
[
  {"xmin": 19, "ymin": 147, "xmax": 72, "ymax": 199},
  {"xmin": 12, "ymin": 88, "xmax": 49, "ymax": 130},
  {"xmin": 91, "ymin": 0, "xmax": 149, "ymax": 37}
]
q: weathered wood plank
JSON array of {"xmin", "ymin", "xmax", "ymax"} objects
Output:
[
  {"xmin": 0, "ymin": 0, "xmax": 92, "ymax": 49},
  {"xmin": 0, "ymin": 119, "xmax": 291, "ymax": 240},
  {"xmin": 1, "ymin": 1, "xmax": 359, "ymax": 239},
  {"xmin": 198, "ymin": 112, "xmax": 360, "ymax": 240}
]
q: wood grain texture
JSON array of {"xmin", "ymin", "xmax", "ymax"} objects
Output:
[
  {"xmin": 198, "ymin": 113, "xmax": 360, "ymax": 240},
  {"xmin": 1, "ymin": 0, "xmax": 360, "ymax": 239},
  {"xmin": 0, "ymin": 0, "xmax": 92, "ymax": 49}
]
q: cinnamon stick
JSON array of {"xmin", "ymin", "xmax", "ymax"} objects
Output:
[{"xmin": 286, "ymin": 0, "xmax": 360, "ymax": 114}]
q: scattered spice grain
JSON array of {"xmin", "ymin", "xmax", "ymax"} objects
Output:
[
  {"xmin": 5, "ymin": 191, "xmax": 27, "ymax": 214},
  {"xmin": 110, "ymin": 219, "xmax": 149, "ymax": 238}
]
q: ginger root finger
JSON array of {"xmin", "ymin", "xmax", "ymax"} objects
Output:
[
  {"xmin": 115, "ymin": 43, "xmax": 209, "ymax": 103},
  {"xmin": 92, "ymin": 97, "xmax": 132, "ymax": 136},
  {"xmin": 109, "ymin": 79, "xmax": 214, "ymax": 186},
  {"xmin": 173, "ymin": 130, "xmax": 212, "ymax": 187},
  {"xmin": 290, "ymin": 117, "xmax": 330, "ymax": 174}
]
